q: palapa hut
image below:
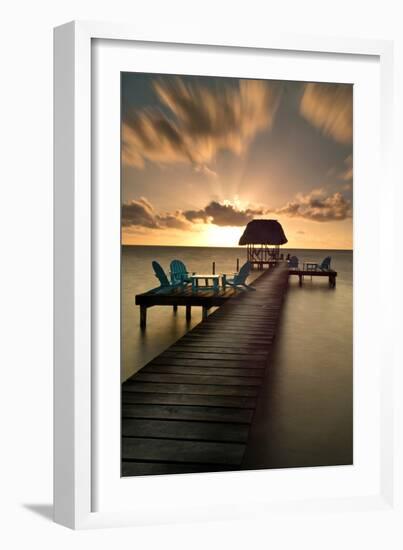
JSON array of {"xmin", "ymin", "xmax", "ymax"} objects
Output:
[{"xmin": 239, "ymin": 219, "xmax": 288, "ymax": 269}]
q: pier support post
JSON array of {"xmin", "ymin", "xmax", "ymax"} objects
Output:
[
  {"xmin": 186, "ymin": 305, "xmax": 192, "ymax": 321},
  {"xmin": 298, "ymin": 274, "xmax": 303, "ymax": 286},
  {"xmin": 140, "ymin": 306, "xmax": 147, "ymax": 330},
  {"xmin": 202, "ymin": 306, "xmax": 209, "ymax": 321}
]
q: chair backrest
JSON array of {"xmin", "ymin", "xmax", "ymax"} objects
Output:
[
  {"xmin": 234, "ymin": 261, "xmax": 251, "ymax": 284},
  {"xmin": 170, "ymin": 259, "xmax": 188, "ymax": 282},
  {"xmin": 320, "ymin": 256, "xmax": 331, "ymax": 270},
  {"xmin": 289, "ymin": 256, "xmax": 299, "ymax": 268},
  {"xmin": 152, "ymin": 260, "xmax": 170, "ymax": 287}
]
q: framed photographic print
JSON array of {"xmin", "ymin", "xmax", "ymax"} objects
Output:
[
  {"xmin": 54, "ymin": 21, "xmax": 398, "ymax": 529},
  {"xmin": 119, "ymin": 72, "xmax": 352, "ymax": 477}
]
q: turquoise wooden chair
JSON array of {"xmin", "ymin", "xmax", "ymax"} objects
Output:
[
  {"xmin": 224, "ymin": 261, "xmax": 256, "ymax": 291},
  {"xmin": 170, "ymin": 259, "xmax": 193, "ymax": 284},
  {"xmin": 318, "ymin": 256, "xmax": 331, "ymax": 271},
  {"xmin": 152, "ymin": 261, "xmax": 182, "ymax": 291},
  {"xmin": 289, "ymin": 256, "xmax": 299, "ymax": 268}
]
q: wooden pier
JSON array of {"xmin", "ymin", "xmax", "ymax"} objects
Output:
[
  {"xmin": 135, "ymin": 266, "xmax": 338, "ymax": 330},
  {"xmin": 122, "ymin": 263, "xmax": 289, "ymax": 476}
]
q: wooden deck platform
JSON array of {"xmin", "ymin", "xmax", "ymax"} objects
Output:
[
  {"xmin": 135, "ymin": 282, "xmax": 243, "ymax": 328},
  {"xmin": 288, "ymin": 269, "xmax": 337, "ymax": 287},
  {"xmin": 122, "ymin": 263, "xmax": 289, "ymax": 476}
]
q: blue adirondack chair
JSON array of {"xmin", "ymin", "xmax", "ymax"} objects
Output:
[
  {"xmin": 289, "ymin": 256, "xmax": 299, "ymax": 268},
  {"xmin": 152, "ymin": 261, "xmax": 183, "ymax": 291},
  {"xmin": 318, "ymin": 256, "xmax": 332, "ymax": 271},
  {"xmin": 224, "ymin": 261, "xmax": 256, "ymax": 291},
  {"xmin": 170, "ymin": 259, "xmax": 193, "ymax": 284}
]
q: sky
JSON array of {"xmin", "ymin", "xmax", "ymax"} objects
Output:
[{"xmin": 121, "ymin": 73, "xmax": 353, "ymax": 249}]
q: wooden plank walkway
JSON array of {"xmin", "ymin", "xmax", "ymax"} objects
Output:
[
  {"xmin": 122, "ymin": 263, "xmax": 289, "ymax": 476},
  {"xmin": 250, "ymin": 259, "xmax": 280, "ymax": 270}
]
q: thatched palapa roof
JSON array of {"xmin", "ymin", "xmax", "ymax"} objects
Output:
[{"xmin": 239, "ymin": 219, "xmax": 288, "ymax": 245}]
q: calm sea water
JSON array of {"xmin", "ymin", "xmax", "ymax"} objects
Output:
[{"xmin": 121, "ymin": 246, "xmax": 352, "ymax": 384}]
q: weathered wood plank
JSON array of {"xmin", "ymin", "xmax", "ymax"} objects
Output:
[
  {"xmin": 185, "ymin": 325, "xmax": 272, "ymax": 333},
  {"xmin": 121, "ymin": 461, "xmax": 225, "ymax": 476},
  {"xmin": 121, "ymin": 391, "xmax": 257, "ymax": 409},
  {"xmin": 149, "ymin": 357, "xmax": 266, "ymax": 368},
  {"xmin": 189, "ymin": 332, "xmax": 274, "ymax": 344},
  {"xmin": 133, "ymin": 372, "xmax": 263, "ymax": 386},
  {"xmin": 122, "ymin": 403, "xmax": 254, "ymax": 423},
  {"xmin": 159, "ymin": 351, "xmax": 266, "ymax": 362},
  {"xmin": 204, "ymin": 315, "xmax": 276, "ymax": 322},
  {"xmin": 123, "ymin": 381, "xmax": 259, "ymax": 396},
  {"xmin": 211, "ymin": 314, "xmax": 277, "ymax": 321},
  {"xmin": 176, "ymin": 339, "xmax": 272, "ymax": 350},
  {"xmin": 143, "ymin": 364, "xmax": 265, "ymax": 377},
  {"xmin": 122, "ymin": 418, "xmax": 250, "ymax": 442},
  {"xmin": 207, "ymin": 312, "xmax": 277, "ymax": 326},
  {"xmin": 172, "ymin": 337, "xmax": 272, "ymax": 346},
  {"xmin": 169, "ymin": 343, "xmax": 269, "ymax": 356},
  {"xmin": 170, "ymin": 343, "xmax": 267, "ymax": 359},
  {"xmin": 198, "ymin": 325, "xmax": 275, "ymax": 334},
  {"xmin": 194, "ymin": 325, "xmax": 274, "ymax": 335},
  {"xmin": 122, "ymin": 437, "xmax": 245, "ymax": 465},
  {"xmin": 192, "ymin": 333, "xmax": 274, "ymax": 343},
  {"xmin": 180, "ymin": 338, "xmax": 272, "ymax": 352}
]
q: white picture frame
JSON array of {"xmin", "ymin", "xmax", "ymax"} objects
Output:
[{"xmin": 54, "ymin": 21, "xmax": 399, "ymax": 530}]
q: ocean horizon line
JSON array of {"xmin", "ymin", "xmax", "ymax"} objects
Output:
[{"xmin": 122, "ymin": 243, "xmax": 353, "ymax": 252}]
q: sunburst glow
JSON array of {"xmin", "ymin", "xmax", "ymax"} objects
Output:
[{"xmin": 204, "ymin": 224, "xmax": 245, "ymax": 248}]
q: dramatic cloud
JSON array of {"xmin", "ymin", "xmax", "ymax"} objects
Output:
[
  {"xmin": 123, "ymin": 77, "xmax": 281, "ymax": 169},
  {"xmin": 122, "ymin": 197, "xmax": 157, "ymax": 228},
  {"xmin": 122, "ymin": 197, "xmax": 190, "ymax": 230},
  {"xmin": 276, "ymin": 188, "xmax": 352, "ymax": 222},
  {"xmin": 300, "ymin": 83, "xmax": 352, "ymax": 144},
  {"xmin": 122, "ymin": 190, "xmax": 352, "ymax": 232},
  {"xmin": 122, "ymin": 198, "xmax": 267, "ymax": 230},
  {"xmin": 183, "ymin": 201, "xmax": 266, "ymax": 227}
]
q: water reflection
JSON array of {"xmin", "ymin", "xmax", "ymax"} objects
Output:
[{"xmin": 243, "ymin": 276, "xmax": 353, "ymax": 469}]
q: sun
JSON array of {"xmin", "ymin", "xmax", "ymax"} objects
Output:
[{"xmin": 204, "ymin": 224, "xmax": 244, "ymax": 248}]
